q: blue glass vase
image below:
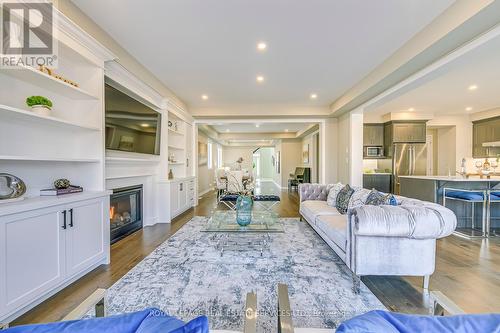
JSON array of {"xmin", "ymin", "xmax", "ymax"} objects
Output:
[{"xmin": 236, "ymin": 195, "xmax": 253, "ymax": 227}]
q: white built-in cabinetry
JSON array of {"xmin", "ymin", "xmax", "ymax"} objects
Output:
[
  {"xmin": 0, "ymin": 193, "xmax": 109, "ymax": 322},
  {"xmin": 0, "ymin": 9, "xmax": 115, "ymax": 323},
  {"xmin": 169, "ymin": 177, "xmax": 196, "ymax": 218}
]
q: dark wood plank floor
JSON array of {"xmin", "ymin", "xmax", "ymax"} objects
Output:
[{"xmin": 13, "ymin": 182, "xmax": 500, "ymax": 325}]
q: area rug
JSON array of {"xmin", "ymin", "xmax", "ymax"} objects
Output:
[{"xmin": 101, "ymin": 217, "xmax": 385, "ymax": 332}]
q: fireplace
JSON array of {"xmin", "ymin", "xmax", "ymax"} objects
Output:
[{"xmin": 110, "ymin": 185, "xmax": 143, "ymax": 243}]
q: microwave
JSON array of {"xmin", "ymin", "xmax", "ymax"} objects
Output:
[{"xmin": 364, "ymin": 146, "xmax": 384, "ymax": 158}]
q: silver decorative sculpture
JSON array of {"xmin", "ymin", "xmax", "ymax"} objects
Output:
[{"xmin": 0, "ymin": 174, "xmax": 26, "ymax": 201}]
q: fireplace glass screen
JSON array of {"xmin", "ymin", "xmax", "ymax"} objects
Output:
[{"xmin": 110, "ymin": 185, "xmax": 142, "ymax": 243}]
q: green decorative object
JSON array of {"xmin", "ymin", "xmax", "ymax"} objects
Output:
[
  {"xmin": 236, "ymin": 195, "xmax": 253, "ymax": 226},
  {"xmin": 26, "ymin": 95, "xmax": 53, "ymax": 116},
  {"xmin": 26, "ymin": 96, "xmax": 53, "ymax": 108},
  {"xmin": 54, "ymin": 178, "xmax": 70, "ymax": 189}
]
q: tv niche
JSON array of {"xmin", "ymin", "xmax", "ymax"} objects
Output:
[{"xmin": 105, "ymin": 83, "xmax": 161, "ymax": 155}]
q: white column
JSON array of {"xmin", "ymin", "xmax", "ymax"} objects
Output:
[{"xmin": 336, "ymin": 109, "xmax": 364, "ymax": 186}]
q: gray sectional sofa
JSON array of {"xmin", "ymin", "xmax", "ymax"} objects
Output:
[{"xmin": 299, "ymin": 183, "xmax": 457, "ymax": 293}]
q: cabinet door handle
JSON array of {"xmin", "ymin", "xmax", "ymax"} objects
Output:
[
  {"xmin": 62, "ymin": 210, "xmax": 67, "ymax": 229},
  {"xmin": 69, "ymin": 208, "xmax": 74, "ymax": 227}
]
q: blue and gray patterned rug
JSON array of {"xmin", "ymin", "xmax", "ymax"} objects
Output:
[{"xmin": 102, "ymin": 217, "xmax": 384, "ymax": 332}]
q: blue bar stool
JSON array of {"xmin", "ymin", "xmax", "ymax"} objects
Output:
[{"xmin": 443, "ymin": 188, "xmax": 487, "ymax": 238}]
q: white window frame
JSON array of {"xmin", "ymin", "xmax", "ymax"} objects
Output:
[{"xmin": 207, "ymin": 141, "xmax": 213, "ymax": 169}]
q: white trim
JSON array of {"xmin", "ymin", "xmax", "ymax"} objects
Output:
[
  {"xmin": 167, "ymin": 101, "xmax": 194, "ymax": 124},
  {"xmin": 54, "ymin": 8, "xmax": 117, "ymax": 62},
  {"xmin": 105, "ymin": 61, "xmax": 168, "ymax": 110}
]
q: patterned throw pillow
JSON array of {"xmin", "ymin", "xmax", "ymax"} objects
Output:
[
  {"xmin": 365, "ymin": 189, "xmax": 398, "ymax": 206},
  {"xmin": 348, "ymin": 187, "xmax": 372, "ymax": 210},
  {"xmin": 326, "ymin": 182, "xmax": 344, "ymax": 207},
  {"xmin": 335, "ymin": 184, "xmax": 354, "ymax": 214}
]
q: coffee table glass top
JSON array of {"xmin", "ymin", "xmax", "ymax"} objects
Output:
[{"xmin": 204, "ymin": 210, "xmax": 284, "ymax": 232}]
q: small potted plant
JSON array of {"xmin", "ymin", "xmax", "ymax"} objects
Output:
[{"xmin": 26, "ymin": 96, "xmax": 53, "ymax": 116}]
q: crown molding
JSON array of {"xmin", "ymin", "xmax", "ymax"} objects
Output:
[
  {"xmin": 167, "ymin": 100, "xmax": 193, "ymax": 124},
  {"xmin": 105, "ymin": 61, "xmax": 168, "ymax": 111},
  {"xmin": 54, "ymin": 8, "xmax": 117, "ymax": 62}
]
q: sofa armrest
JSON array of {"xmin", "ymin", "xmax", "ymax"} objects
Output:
[
  {"xmin": 298, "ymin": 184, "xmax": 329, "ymax": 202},
  {"xmin": 348, "ymin": 204, "xmax": 457, "ymax": 239}
]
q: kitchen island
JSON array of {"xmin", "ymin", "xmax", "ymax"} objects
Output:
[{"xmin": 400, "ymin": 175, "xmax": 500, "ymax": 237}]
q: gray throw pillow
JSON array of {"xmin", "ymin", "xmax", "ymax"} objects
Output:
[
  {"xmin": 365, "ymin": 189, "xmax": 398, "ymax": 206},
  {"xmin": 326, "ymin": 182, "xmax": 344, "ymax": 207},
  {"xmin": 335, "ymin": 184, "xmax": 354, "ymax": 214}
]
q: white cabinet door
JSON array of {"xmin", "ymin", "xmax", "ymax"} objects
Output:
[
  {"xmin": 65, "ymin": 198, "xmax": 105, "ymax": 277},
  {"xmin": 187, "ymin": 179, "xmax": 195, "ymax": 207},
  {"xmin": 0, "ymin": 207, "xmax": 65, "ymax": 315},
  {"xmin": 170, "ymin": 181, "xmax": 180, "ymax": 218},
  {"xmin": 179, "ymin": 182, "xmax": 187, "ymax": 211}
]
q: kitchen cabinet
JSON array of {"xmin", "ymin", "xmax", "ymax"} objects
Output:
[
  {"xmin": 170, "ymin": 177, "xmax": 196, "ymax": 219},
  {"xmin": 0, "ymin": 193, "xmax": 109, "ymax": 322},
  {"xmin": 392, "ymin": 122, "xmax": 426, "ymax": 143},
  {"xmin": 473, "ymin": 117, "xmax": 500, "ymax": 158},
  {"xmin": 363, "ymin": 124, "xmax": 384, "ymax": 146},
  {"xmin": 363, "ymin": 174, "xmax": 392, "ymax": 193}
]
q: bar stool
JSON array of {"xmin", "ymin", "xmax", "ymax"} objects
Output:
[
  {"xmin": 443, "ymin": 188, "xmax": 487, "ymax": 238},
  {"xmin": 487, "ymin": 190, "xmax": 500, "ymax": 237}
]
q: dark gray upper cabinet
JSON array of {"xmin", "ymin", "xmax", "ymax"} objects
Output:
[
  {"xmin": 385, "ymin": 121, "xmax": 427, "ymax": 144},
  {"xmin": 363, "ymin": 124, "xmax": 384, "ymax": 146},
  {"xmin": 472, "ymin": 117, "xmax": 500, "ymax": 158}
]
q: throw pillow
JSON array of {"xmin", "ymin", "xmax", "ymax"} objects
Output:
[
  {"xmin": 348, "ymin": 187, "xmax": 372, "ymax": 210},
  {"xmin": 365, "ymin": 189, "xmax": 398, "ymax": 206},
  {"xmin": 336, "ymin": 184, "xmax": 354, "ymax": 214},
  {"xmin": 326, "ymin": 182, "xmax": 344, "ymax": 206}
]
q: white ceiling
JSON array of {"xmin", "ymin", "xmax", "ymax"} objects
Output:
[
  {"xmin": 368, "ymin": 32, "xmax": 500, "ymax": 117},
  {"xmin": 72, "ymin": 0, "xmax": 454, "ymax": 113},
  {"xmin": 211, "ymin": 122, "xmax": 309, "ymax": 134}
]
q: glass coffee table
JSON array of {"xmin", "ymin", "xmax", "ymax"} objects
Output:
[{"xmin": 203, "ymin": 210, "xmax": 284, "ymax": 256}]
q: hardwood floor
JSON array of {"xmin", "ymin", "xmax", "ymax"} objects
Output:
[{"xmin": 13, "ymin": 181, "xmax": 500, "ymax": 325}]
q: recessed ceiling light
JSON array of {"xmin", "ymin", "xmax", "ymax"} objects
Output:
[
  {"xmin": 255, "ymin": 124, "xmax": 260, "ymax": 128},
  {"xmin": 466, "ymin": 107, "xmax": 473, "ymax": 111},
  {"xmin": 257, "ymin": 42, "xmax": 267, "ymax": 51},
  {"xmin": 256, "ymin": 75, "xmax": 265, "ymax": 83},
  {"xmin": 140, "ymin": 123, "xmax": 149, "ymax": 127},
  {"xmin": 468, "ymin": 84, "xmax": 478, "ymax": 91},
  {"xmin": 408, "ymin": 108, "xmax": 415, "ymax": 112},
  {"xmin": 201, "ymin": 94, "xmax": 208, "ymax": 100},
  {"xmin": 310, "ymin": 93, "xmax": 318, "ymax": 99}
]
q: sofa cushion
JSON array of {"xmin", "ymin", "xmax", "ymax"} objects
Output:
[
  {"xmin": 326, "ymin": 182, "xmax": 344, "ymax": 206},
  {"xmin": 300, "ymin": 200, "xmax": 341, "ymax": 225},
  {"xmin": 336, "ymin": 184, "xmax": 354, "ymax": 214},
  {"xmin": 348, "ymin": 187, "xmax": 371, "ymax": 210},
  {"xmin": 316, "ymin": 215, "xmax": 348, "ymax": 251}
]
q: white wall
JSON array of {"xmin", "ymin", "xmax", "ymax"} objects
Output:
[
  {"xmin": 336, "ymin": 111, "xmax": 363, "ymax": 186},
  {"xmin": 257, "ymin": 147, "xmax": 275, "ymax": 180},
  {"xmin": 197, "ymin": 131, "xmax": 215, "ymax": 195},
  {"xmin": 222, "ymin": 146, "xmax": 256, "ymax": 171},
  {"xmin": 280, "ymin": 140, "xmax": 302, "ymax": 187}
]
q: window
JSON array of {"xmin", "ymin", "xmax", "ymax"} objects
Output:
[
  {"xmin": 207, "ymin": 141, "xmax": 213, "ymax": 169},
  {"xmin": 217, "ymin": 146, "xmax": 223, "ymax": 168}
]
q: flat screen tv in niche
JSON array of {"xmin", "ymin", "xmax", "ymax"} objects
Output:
[{"xmin": 105, "ymin": 84, "xmax": 161, "ymax": 155}]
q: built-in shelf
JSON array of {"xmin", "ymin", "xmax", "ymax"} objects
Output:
[
  {"xmin": 168, "ymin": 162, "xmax": 185, "ymax": 165},
  {"xmin": 168, "ymin": 145, "xmax": 184, "ymax": 150},
  {"xmin": 1, "ymin": 65, "xmax": 98, "ymax": 100},
  {"xmin": 168, "ymin": 128, "xmax": 184, "ymax": 135},
  {"xmin": 0, "ymin": 155, "xmax": 100, "ymax": 163},
  {"xmin": 105, "ymin": 156, "xmax": 161, "ymax": 163},
  {"xmin": 0, "ymin": 104, "xmax": 100, "ymax": 131}
]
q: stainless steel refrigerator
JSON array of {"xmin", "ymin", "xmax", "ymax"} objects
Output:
[{"xmin": 392, "ymin": 143, "xmax": 427, "ymax": 194}]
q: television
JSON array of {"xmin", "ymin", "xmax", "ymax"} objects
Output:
[{"xmin": 105, "ymin": 84, "xmax": 161, "ymax": 155}]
